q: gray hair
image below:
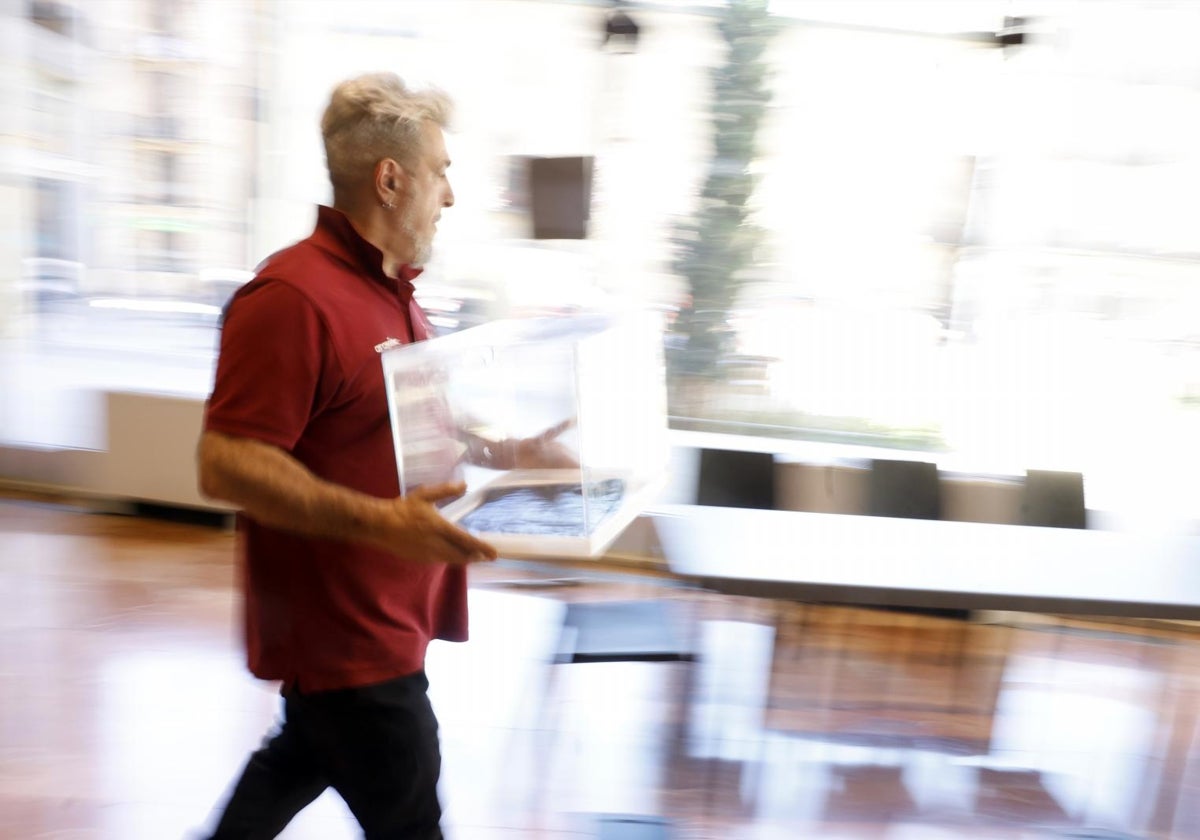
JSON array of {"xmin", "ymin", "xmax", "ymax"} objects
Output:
[{"xmin": 321, "ymin": 73, "xmax": 453, "ymax": 196}]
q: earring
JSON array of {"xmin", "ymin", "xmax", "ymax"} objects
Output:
[{"xmin": 381, "ymin": 201, "xmax": 394, "ymax": 210}]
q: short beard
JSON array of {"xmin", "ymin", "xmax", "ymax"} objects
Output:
[{"xmin": 402, "ymin": 206, "xmax": 433, "ymax": 267}]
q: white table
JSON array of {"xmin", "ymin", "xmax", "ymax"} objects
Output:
[{"xmin": 648, "ymin": 504, "xmax": 1200, "ymax": 619}]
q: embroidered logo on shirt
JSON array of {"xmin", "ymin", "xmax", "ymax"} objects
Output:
[{"xmin": 374, "ymin": 337, "xmax": 403, "ymax": 353}]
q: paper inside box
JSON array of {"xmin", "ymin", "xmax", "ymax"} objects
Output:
[{"xmin": 439, "ymin": 469, "xmax": 665, "ymax": 559}]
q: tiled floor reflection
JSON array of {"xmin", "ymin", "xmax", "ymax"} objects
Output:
[{"xmin": 2, "ymin": 494, "xmax": 1198, "ymax": 839}]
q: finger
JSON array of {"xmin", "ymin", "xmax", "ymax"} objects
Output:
[
  {"xmin": 461, "ymin": 532, "xmax": 499, "ymax": 561},
  {"xmin": 409, "ymin": 481, "xmax": 468, "ymax": 503},
  {"xmin": 442, "ymin": 523, "xmax": 498, "ymax": 561},
  {"xmin": 537, "ymin": 417, "xmax": 575, "ymax": 442},
  {"xmin": 434, "ymin": 528, "xmax": 497, "ymax": 563}
]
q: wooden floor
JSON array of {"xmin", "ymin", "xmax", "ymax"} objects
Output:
[{"xmin": 2, "ymin": 492, "xmax": 1198, "ymax": 840}]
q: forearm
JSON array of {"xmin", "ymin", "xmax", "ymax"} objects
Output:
[{"xmin": 197, "ymin": 430, "xmax": 390, "ymax": 546}]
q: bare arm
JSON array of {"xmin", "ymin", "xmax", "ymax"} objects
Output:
[{"xmin": 197, "ymin": 430, "xmax": 496, "ymax": 564}]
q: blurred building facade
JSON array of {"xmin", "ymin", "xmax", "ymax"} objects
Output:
[{"xmin": 2, "ymin": 0, "xmax": 257, "ymax": 329}]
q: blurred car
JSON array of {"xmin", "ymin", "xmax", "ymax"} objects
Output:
[
  {"xmin": 198, "ymin": 267, "xmax": 255, "ymax": 309},
  {"xmin": 19, "ymin": 257, "xmax": 83, "ymax": 312},
  {"xmin": 414, "ymin": 282, "xmax": 497, "ymax": 335}
]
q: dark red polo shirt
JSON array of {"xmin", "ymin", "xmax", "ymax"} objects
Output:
[{"xmin": 205, "ymin": 205, "xmax": 467, "ymax": 692}]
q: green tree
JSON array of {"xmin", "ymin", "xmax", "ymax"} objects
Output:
[{"xmin": 668, "ymin": 0, "xmax": 777, "ymax": 396}]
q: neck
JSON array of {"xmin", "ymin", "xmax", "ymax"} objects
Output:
[{"xmin": 334, "ymin": 201, "xmax": 413, "ymax": 279}]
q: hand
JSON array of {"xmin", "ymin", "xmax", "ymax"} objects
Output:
[
  {"xmin": 374, "ymin": 481, "xmax": 498, "ymax": 565},
  {"xmin": 511, "ymin": 418, "xmax": 580, "ymax": 469},
  {"xmin": 468, "ymin": 418, "xmax": 579, "ymax": 470}
]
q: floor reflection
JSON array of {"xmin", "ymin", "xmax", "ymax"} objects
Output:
[{"xmin": 2, "ymin": 496, "xmax": 1199, "ymax": 839}]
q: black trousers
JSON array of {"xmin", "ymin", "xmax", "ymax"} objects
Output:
[{"xmin": 205, "ymin": 670, "xmax": 443, "ymax": 840}]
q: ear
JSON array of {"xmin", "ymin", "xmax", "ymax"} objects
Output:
[{"xmin": 374, "ymin": 158, "xmax": 406, "ymax": 205}]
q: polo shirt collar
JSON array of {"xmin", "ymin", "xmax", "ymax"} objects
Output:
[{"xmin": 311, "ymin": 205, "xmax": 423, "ymax": 304}]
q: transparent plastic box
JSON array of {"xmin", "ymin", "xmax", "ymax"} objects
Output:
[{"xmin": 380, "ymin": 310, "xmax": 668, "ymax": 558}]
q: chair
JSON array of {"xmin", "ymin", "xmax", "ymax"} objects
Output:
[
  {"xmin": 542, "ymin": 598, "xmax": 695, "ymax": 838},
  {"xmin": 549, "ymin": 445, "xmax": 767, "ymax": 686},
  {"xmin": 596, "ymin": 814, "xmax": 674, "ymax": 839},
  {"xmin": 1021, "ymin": 470, "xmax": 1086, "ymax": 529},
  {"xmin": 867, "ymin": 458, "xmax": 942, "ymax": 520},
  {"xmin": 867, "ymin": 458, "xmax": 966, "ymax": 620},
  {"xmin": 555, "ymin": 598, "xmax": 697, "ymax": 666},
  {"xmin": 539, "ymin": 446, "xmax": 767, "ymax": 836},
  {"xmin": 695, "ymin": 448, "xmax": 777, "ymax": 509},
  {"xmin": 549, "ymin": 447, "xmax": 744, "ymax": 670}
]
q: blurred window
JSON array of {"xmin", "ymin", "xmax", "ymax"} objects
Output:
[
  {"xmin": 688, "ymin": 5, "xmax": 1200, "ymax": 519},
  {"xmin": 0, "ymin": 1, "xmax": 1196, "ymax": 522}
]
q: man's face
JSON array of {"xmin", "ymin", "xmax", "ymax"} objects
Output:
[{"xmin": 400, "ymin": 121, "xmax": 454, "ymax": 267}]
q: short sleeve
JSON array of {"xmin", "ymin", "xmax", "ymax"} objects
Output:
[{"xmin": 204, "ymin": 279, "xmax": 334, "ymax": 450}]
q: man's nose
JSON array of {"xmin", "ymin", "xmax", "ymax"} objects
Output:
[{"xmin": 443, "ymin": 181, "xmax": 455, "ymax": 208}]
